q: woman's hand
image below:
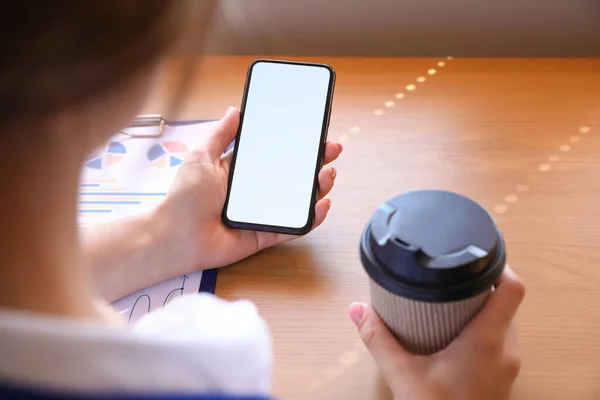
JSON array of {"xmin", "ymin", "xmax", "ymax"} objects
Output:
[
  {"xmin": 157, "ymin": 106, "xmax": 343, "ymax": 273},
  {"xmin": 349, "ymin": 266, "xmax": 525, "ymax": 400},
  {"xmin": 86, "ymin": 106, "xmax": 341, "ymax": 301}
]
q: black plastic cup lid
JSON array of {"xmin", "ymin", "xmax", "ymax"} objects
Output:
[{"xmin": 360, "ymin": 190, "xmax": 505, "ymax": 302}]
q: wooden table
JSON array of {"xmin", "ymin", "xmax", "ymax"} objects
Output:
[{"xmin": 146, "ymin": 56, "xmax": 600, "ymax": 400}]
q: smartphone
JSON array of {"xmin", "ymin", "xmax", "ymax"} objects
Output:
[{"xmin": 222, "ymin": 59, "xmax": 336, "ymax": 235}]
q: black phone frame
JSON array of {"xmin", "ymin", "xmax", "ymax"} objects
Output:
[{"xmin": 221, "ymin": 58, "xmax": 336, "ymax": 236}]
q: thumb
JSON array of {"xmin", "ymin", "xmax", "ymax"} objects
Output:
[
  {"xmin": 206, "ymin": 106, "xmax": 240, "ymax": 159},
  {"xmin": 349, "ymin": 302, "xmax": 413, "ymax": 379}
]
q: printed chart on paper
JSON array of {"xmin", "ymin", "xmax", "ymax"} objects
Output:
[{"xmin": 79, "ymin": 121, "xmax": 218, "ymax": 323}]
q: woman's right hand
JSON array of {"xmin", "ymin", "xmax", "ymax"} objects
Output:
[{"xmin": 349, "ymin": 265, "xmax": 526, "ymax": 400}]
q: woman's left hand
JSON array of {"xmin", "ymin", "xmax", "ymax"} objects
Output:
[{"xmin": 156, "ymin": 106, "xmax": 343, "ymax": 273}]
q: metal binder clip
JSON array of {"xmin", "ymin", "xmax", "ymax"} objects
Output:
[{"xmin": 120, "ymin": 114, "xmax": 165, "ymax": 138}]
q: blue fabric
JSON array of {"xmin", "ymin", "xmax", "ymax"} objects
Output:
[{"xmin": 0, "ymin": 384, "xmax": 274, "ymax": 400}]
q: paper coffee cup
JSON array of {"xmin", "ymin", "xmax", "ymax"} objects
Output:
[{"xmin": 359, "ymin": 190, "xmax": 505, "ymax": 355}]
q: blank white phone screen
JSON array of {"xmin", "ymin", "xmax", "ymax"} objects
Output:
[{"xmin": 226, "ymin": 61, "xmax": 332, "ymax": 229}]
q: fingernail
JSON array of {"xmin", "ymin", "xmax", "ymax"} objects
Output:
[
  {"xmin": 225, "ymin": 106, "xmax": 236, "ymax": 115},
  {"xmin": 337, "ymin": 143, "xmax": 344, "ymax": 152},
  {"xmin": 331, "ymin": 167, "xmax": 337, "ymax": 180},
  {"xmin": 349, "ymin": 302, "xmax": 366, "ymax": 326},
  {"xmin": 326, "ymin": 198, "xmax": 332, "ymax": 210}
]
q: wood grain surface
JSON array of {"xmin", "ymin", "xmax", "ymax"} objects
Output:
[{"xmin": 144, "ymin": 56, "xmax": 600, "ymax": 400}]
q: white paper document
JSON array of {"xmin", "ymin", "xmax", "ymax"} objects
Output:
[{"xmin": 79, "ymin": 120, "xmax": 219, "ymax": 322}]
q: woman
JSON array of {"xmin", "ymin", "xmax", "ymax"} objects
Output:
[{"xmin": 0, "ymin": 1, "xmax": 525, "ymax": 399}]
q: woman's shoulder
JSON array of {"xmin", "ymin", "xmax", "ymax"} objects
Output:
[
  {"xmin": 0, "ymin": 294, "xmax": 273, "ymax": 398},
  {"xmin": 131, "ymin": 293, "xmax": 273, "ymax": 395},
  {"xmin": 0, "ymin": 383, "xmax": 277, "ymax": 400},
  {"xmin": 134, "ymin": 292, "xmax": 271, "ymax": 350}
]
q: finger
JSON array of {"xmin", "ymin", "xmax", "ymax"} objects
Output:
[
  {"xmin": 486, "ymin": 265, "xmax": 526, "ymax": 330},
  {"xmin": 317, "ymin": 166, "xmax": 336, "ymax": 199},
  {"xmin": 220, "ymin": 149, "xmax": 234, "ymax": 175},
  {"xmin": 349, "ymin": 303, "xmax": 414, "ymax": 381},
  {"xmin": 503, "ymin": 322, "xmax": 522, "ymax": 381},
  {"xmin": 505, "ymin": 321, "xmax": 518, "ymax": 353},
  {"xmin": 312, "ymin": 198, "xmax": 331, "ymax": 229},
  {"xmin": 465, "ymin": 265, "xmax": 526, "ymax": 338},
  {"xmin": 206, "ymin": 107, "xmax": 240, "ymax": 160},
  {"xmin": 323, "ymin": 141, "xmax": 343, "ymax": 165}
]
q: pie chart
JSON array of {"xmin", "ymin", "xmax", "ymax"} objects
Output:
[
  {"xmin": 147, "ymin": 141, "xmax": 188, "ymax": 168},
  {"xmin": 85, "ymin": 142, "xmax": 126, "ymax": 169}
]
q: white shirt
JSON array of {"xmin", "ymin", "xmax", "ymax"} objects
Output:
[{"xmin": 0, "ymin": 294, "xmax": 273, "ymax": 397}]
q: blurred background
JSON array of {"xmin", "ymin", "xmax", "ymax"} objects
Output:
[{"xmin": 182, "ymin": 0, "xmax": 600, "ymax": 57}]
